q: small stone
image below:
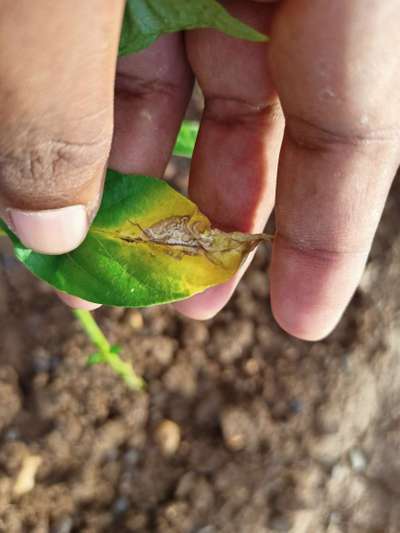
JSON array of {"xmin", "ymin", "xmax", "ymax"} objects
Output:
[
  {"xmin": 165, "ymin": 501, "xmax": 186, "ymax": 520},
  {"xmin": 289, "ymin": 399, "xmax": 303, "ymax": 414},
  {"xmin": 154, "ymin": 420, "xmax": 181, "ymax": 456},
  {"xmin": 160, "ymin": 501, "xmax": 191, "ymax": 530},
  {"xmin": 220, "ymin": 407, "xmax": 257, "ymax": 451},
  {"xmin": 243, "ymin": 358, "xmax": 260, "ymax": 376},
  {"xmin": 4, "ymin": 429, "xmax": 19, "ymax": 441},
  {"xmin": 330, "ymin": 464, "xmax": 349, "ymax": 483},
  {"xmin": 51, "ymin": 516, "xmax": 73, "ymax": 533},
  {"xmin": 128, "ymin": 310, "xmax": 144, "ymax": 331},
  {"xmin": 123, "ymin": 448, "xmax": 140, "ymax": 466},
  {"xmin": 349, "ymin": 448, "xmax": 367, "ymax": 473},
  {"xmin": 113, "ymin": 496, "xmax": 129, "ymax": 515},
  {"xmin": 13, "ymin": 454, "xmax": 42, "ymax": 496}
]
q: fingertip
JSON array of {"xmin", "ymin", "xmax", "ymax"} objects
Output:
[
  {"xmin": 173, "ymin": 279, "xmax": 238, "ymax": 320},
  {"xmin": 269, "ymin": 237, "xmax": 367, "ymax": 342},
  {"xmin": 173, "ymin": 298, "xmax": 217, "ymax": 321},
  {"xmin": 271, "ymin": 299, "xmax": 340, "ymax": 342},
  {"xmin": 8, "ymin": 205, "xmax": 89, "ymax": 255},
  {"xmin": 56, "ymin": 291, "xmax": 102, "ymax": 311}
]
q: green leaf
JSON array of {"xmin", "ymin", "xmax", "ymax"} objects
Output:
[
  {"xmin": 110, "ymin": 345, "xmax": 122, "ymax": 355},
  {"xmin": 119, "ymin": 0, "xmax": 268, "ymax": 56},
  {"xmin": 1, "ymin": 171, "xmax": 270, "ymax": 307},
  {"xmin": 86, "ymin": 352, "xmax": 104, "ymax": 366},
  {"xmin": 173, "ymin": 120, "xmax": 199, "ymax": 159}
]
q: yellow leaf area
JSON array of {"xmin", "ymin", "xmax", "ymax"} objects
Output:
[
  {"xmin": 0, "ymin": 173, "xmax": 273, "ymax": 306},
  {"xmin": 93, "ymin": 191, "xmax": 272, "ymax": 298}
]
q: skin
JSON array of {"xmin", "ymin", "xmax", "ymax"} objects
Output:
[{"xmin": 1, "ymin": 0, "xmax": 399, "ymax": 340}]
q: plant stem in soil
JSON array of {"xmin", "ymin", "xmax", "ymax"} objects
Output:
[{"xmin": 73, "ymin": 309, "xmax": 145, "ymax": 391}]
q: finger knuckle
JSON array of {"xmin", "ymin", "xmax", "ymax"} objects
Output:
[
  {"xmin": 285, "ymin": 114, "xmax": 400, "ymax": 154},
  {"xmin": 0, "ymin": 129, "xmax": 111, "ymax": 205},
  {"xmin": 277, "ymin": 232, "xmax": 369, "ymax": 266},
  {"xmin": 204, "ymin": 96, "xmax": 283, "ymax": 127}
]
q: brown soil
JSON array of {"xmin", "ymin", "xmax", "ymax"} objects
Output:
[{"xmin": 1, "ymin": 105, "xmax": 400, "ymax": 531}]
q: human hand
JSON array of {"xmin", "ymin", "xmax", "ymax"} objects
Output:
[
  {"xmin": 0, "ymin": 0, "xmax": 194, "ymax": 310},
  {"xmin": 176, "ymin": 0, "xmax": 400, "ymax": 340},
  {"xmin": 0, "ymin": 0, "xmax": 122, "ymax": 309},
  {"xmin": 2, "ymin": 1, "xmax": 399, "ymax": 340}
]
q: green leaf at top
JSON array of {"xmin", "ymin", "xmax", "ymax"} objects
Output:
[
  {"xmin": 0, "ymin": 171, "xmax": 270, "ymax": 308},
  {"xmin": 119, "ymin": 0, "xmax": 268, "ymax": 56}
]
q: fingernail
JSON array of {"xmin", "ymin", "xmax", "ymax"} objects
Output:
[{"xmin": 8, "ymin": 205, "xmax": 88, "ymax": 255}]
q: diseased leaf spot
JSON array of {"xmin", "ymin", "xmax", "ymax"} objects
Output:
[{"xmin": 98, "ymin": 212, "xmax": 271, "ymax": 267}]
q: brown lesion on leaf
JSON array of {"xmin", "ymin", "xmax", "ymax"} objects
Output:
[{"xmin": 101, "ymin": 211, "xmax": 273, "ymax": 267}]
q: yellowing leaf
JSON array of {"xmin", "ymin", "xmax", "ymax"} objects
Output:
[{"xmin": 0, "ymin": 171, "xmax": 271, "ymax": 307}]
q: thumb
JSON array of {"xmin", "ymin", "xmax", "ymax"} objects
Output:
[{"xmin": 0, "ymin": 0, "xmax": 125, "ymax": 254}]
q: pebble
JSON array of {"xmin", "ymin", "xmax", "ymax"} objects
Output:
[
  {"xmin": 220, "ymin": 407, "xmax": 257, "ymax": 451},
  {"xmin": 113, "ymin": 496, "xmax": 129, "ymax": 515},
  {"xmin": 154, "ymin": 420, "xmax": 181, "ymax": 456},
  {"xmin": 51, "ymin": 516, "xmax": 73, "ymax": 533},
  {"xmin": 13, "ymin": 454, "xmax": 42, "ymax": 496},
  {"xmin": 349, "ymin": 448, "xmax": 367, "ymax": 472},
  {"xmin": 289, "ymin": 399, "xmax": 303, "ymax": 414},
  {"xmin": 243, "ymin": 358, "xmax": 260, "ymax": 376},
  {"xmin": 123, "ymin": 448, "xmax": 140, "ymax": 466},
  {"xmin": 4, "ymin": 428, "xmax": 19, "ymax": 441},
  {"xmin": 128, "ymin": 310, "xmax": 144, "ymax": 330}
]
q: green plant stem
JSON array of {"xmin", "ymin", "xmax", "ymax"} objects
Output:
[
  {"xmin": 73, "ymin": 309, "xmax": 145, "ymax": 391},
  {"xmin": 73, "ymin": 308, "xmax": 110, "ymax": 352},
  {"xmin": 173, "ymin": 120, "xmax": 199, "ymax": 158}
]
